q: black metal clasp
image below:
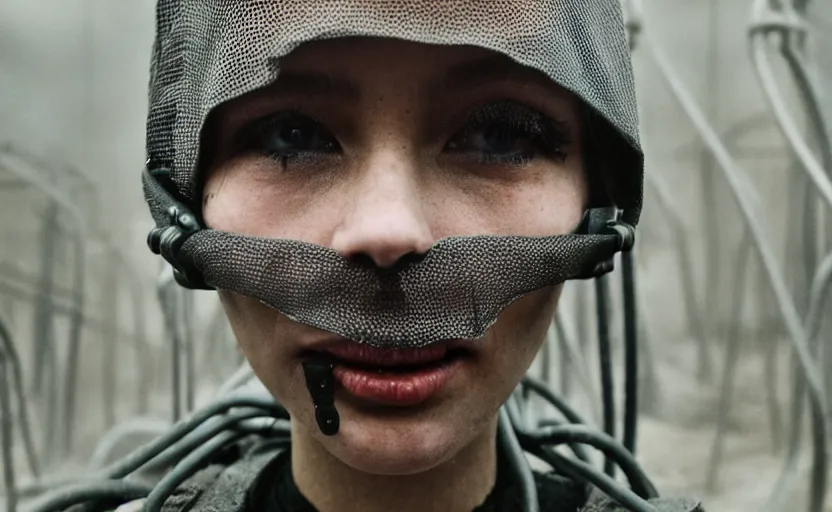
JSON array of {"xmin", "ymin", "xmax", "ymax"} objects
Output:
[
  {"xmin": 147, "ymin": 205, "xmax": 209, "ymax": 290},
  {"xmin": 576, "ymin": 207, "xmax": 637, "ymax": 278}
]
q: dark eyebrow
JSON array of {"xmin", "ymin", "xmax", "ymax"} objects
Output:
[
  {"xmin": 270, "ymin": 71, "xmax": 361, "ymax": 100},
  {"xmin": 434, "ymin": 54, "xmax": 547, "ymax": 95}
]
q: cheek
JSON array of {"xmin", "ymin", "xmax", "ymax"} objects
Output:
[
  {"xmin": 485, "ymin": 286, "xmax": 561, "ymax": 383},
  {"xmin": 430, "ymin": 159, "xmax": 588, "ymax": 238},
  {"xmin": 218, "ymin": 291, "xmax": 295, "ymax": 396}
]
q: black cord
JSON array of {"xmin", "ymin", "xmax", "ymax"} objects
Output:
[
  {"xmin": 534, "ymin": 446, "xmax": 656, "ymax": 512},
  {"xmin": 498, "ymin": 408, "xmax": 539, "ymax": 512},
  {"xmin": 522, "ymin": 424, "xmax": 658, "ymax": 499},
  {"xmin": 594, "ymin": 275, "xmax": 616, "ymax": 477},
  {"xmin": 143, "ymin": 430, "xmax": 246, "ymax": 512},
  {"xmin": 24, "ymin": 481, "xmax": 154, "ymax": 512},
  {"xmin": 102, "ymin": 395, "xmax": 285, "ymax": 479},
  {"xmin": 506, "ymin": 393, "xmax": 590, "ymax": 464},
  {"xmin": 621, "ymin": 251, "xmax": 639, "ymax": 456},
  {"xmin": 521, "ymin": 376, "xmax": 590, "ymax": 427},
  {"xmin": 139, "ymin": 410, "xmax": 275, "ymax": 473}
]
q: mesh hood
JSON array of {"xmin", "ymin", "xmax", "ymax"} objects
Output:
[
  {"xmin": 143, "ymin": 0, "xmax": 643, "ymax": 347},
  {"xmin": 146, "ymin": 0, "xmax": 643, "ymax": 223}
]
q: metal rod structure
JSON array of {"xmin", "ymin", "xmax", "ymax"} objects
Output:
[
  {"xmin": 0, "ymin": 355, "xmax": 17, "ymax": 512},
  {"xmin": 705, "ymin": 232, "xmax": 753, "ymax": 492},
  {"xmin": 594, "ymin": 275, "xmax": 616, "ymax": 477},
  {"xmin": 641, "ymin": 27, "xmax": 828, "ymax": 512},
  {"xmin": 61, "ymin": 235, "xmax": 86, "ymax": 457},
  {"xmin": 0, "ymin": 148, "xmax": 90, "ymax": 458},
  {"xmin": 749, "ymin": 4, "xmax": 832, "ymax": 210},
  {"xmin": 768, "ymin": 250, "xmax": 832, "ymax": 509},
  {"xmin": 642, "ymin": 172, "xmax": 709, "ymax": 377},
  {"xmin": 0, "ymin": 312, "xmax": 39, "ymax": 479},
  {"xmin": 30, "ymin": 203, "xmax": 58, "ymax": 397},
  {"xmin": 101, "ymin": 258, "xmax": 118, "ymax": 430},
  {"xmin": 700, "ymin": 0, "xmax": 722, "ymax": 383},
  {"xmin": 761, "ymin": 288, "xmax": 784, "ymax": 455}
]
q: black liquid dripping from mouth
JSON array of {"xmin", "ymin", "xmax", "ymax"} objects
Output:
[{"xmin": 302, "ymin": 361, "xmax": 340, "ymax": 436}]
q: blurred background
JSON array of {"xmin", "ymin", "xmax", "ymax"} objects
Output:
[{"xmin": 0, "ymin": 0, "xmax": 830, "ymax": 510}]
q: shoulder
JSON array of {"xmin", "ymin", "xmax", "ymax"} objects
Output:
[
  {"xmin": 117, "ymin": 437, "xmax": 286, "ymax": 512},
  {"xmin": 581, "ymin": 487, "xmax": 705, "ymax": 512}
]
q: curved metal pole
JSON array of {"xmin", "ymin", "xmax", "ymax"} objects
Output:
[
  {"xmin": 30, "ymin": 203, "xmax": 58, "ymax": 396},
  {"xmin": 101, "ymin": 258, "xmax": 119, "ymax": 429},
  {"xmin": 778, "ymin": 17, "xmax": 832, "ymax": 175},
  {"xmin": 0, "ymin": 313, "xmax": 39, "ymax": 478},
  {"xmin": 105, "ymin": 247, "xmax": 151, "ymax": 415},
  {"xmin": 770, "ymin": 250, "xmax": 832, "ymax": 507},
  {"xmin": 760, "ymin": 288, "xmax": 784, "ymax": 455},
  {"xmin": 0, "ymin": 149, "xmax": 90, "ymax": 457},
  {"xmin": 705, "ymin": 232, "xmax": 753, "ymax": 492},
  {"xmin": 61, "ymin": 235, "xmax": 86, "ymax": 456},
  {"xmin": 0, "ymin": 354, "xmax": 16, "ymax": 512},
  {"xmin": 643, "ymin": 172, "xmax": 711, "ymax": 379},
  {"xmin": 642, "ymin": 28, "xmax": 828, "ymax": 512},
  {"xmin": 701, "ymin": 0, "xmax": 723, "ymax": 383},
  {"xmin": 749, "ymin": 7, "xmax": 832, "ymax": 209}
]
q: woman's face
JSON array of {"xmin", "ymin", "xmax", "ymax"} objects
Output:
[{"xmin": 202, "ymin": 38, "xmax": 587, "ymax": 476}]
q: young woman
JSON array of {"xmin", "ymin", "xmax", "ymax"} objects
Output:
[{"xmin": 129, "ymin": 1, "xmax": 703, "ymax": 511}]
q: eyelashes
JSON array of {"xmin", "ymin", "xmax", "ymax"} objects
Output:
[
  {"xmin": 231, "ymin": 101, "xmax": 572, "ymax": 170},
  {"xmin": 233, "ymin": 110, "xmax": 339, "ymax": 167},
  {"xmin": 445, "ymin": 100, "xmax": 572, "ymax": 165}
]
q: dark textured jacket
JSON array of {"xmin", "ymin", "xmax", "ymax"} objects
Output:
[{"xmin": 117, "ymin": 439, "xmax": 704, "ymax": 512}]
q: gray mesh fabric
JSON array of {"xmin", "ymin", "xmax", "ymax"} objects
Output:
[
  {"xmin": 144, "ymin": 1, "xmax": 643, "ymax": 347},
  {"xmin": 180, "ymin": 230, "xmax": 620, "ymax": 347}
]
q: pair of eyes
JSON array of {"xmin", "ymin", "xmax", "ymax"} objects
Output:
[{"xmin": 232, "ymin": 100, "xmax": 572, "ymax": 169}]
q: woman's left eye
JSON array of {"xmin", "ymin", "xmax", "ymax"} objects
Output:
[{"xmin": 445, "ymin": 101, "xmax": 571, "ymax": 165}]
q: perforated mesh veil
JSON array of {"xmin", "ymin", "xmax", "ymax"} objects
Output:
[{"xmin": 143, "ymin": 0, "xmax": 644, "ymax": 348}]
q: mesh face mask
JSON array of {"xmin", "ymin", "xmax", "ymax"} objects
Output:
[{"xmin": 143, "ymin": 0, "xmax": 644, "ymax": 349}]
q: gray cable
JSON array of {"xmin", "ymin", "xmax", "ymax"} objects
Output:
[
  {"xmin": 142, "ymin": 429, "xmax": 245, "ymax": 512},
  {"xmin": 497, "ymin": 407, "xmax": 539, "ymax": 512}
]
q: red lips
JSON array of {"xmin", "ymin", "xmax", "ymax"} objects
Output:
[
  {"xmin": 321, "ymin": 343, "xmax": 450, "ymax": 368},
  {"xmin": 306, "ymin": 340, "xmax": 471, "ymax": 406}
]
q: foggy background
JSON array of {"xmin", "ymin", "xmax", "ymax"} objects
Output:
[{"xmin": 1, "ymin": 1, "xmax": 831, "ymax": 510}]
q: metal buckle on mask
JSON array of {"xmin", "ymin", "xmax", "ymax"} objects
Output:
[
  {"xmin": 146, "ymin": 170, "xmax": 211, "ymax": 290},
  {"xmin": 576, "ymin": 207, "xmax": 636, "ymax": 278}
]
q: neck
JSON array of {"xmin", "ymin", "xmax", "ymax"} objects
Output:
[{"xmin": 291, "ymin": 417, "xmax": 499, "ymax": 512}]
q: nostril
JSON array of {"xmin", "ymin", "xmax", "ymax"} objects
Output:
[
  {"xmin": 346, "ymin": 251, "xmax": 427, "ymax": 272},
  {"xmin": 397, "ymin": 251, "xmax": 427, "ymax": 266}
]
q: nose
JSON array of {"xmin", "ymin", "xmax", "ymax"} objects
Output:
[{"xmin": 330, "ymin": 156, "xmax": 434, "ymax": 268}]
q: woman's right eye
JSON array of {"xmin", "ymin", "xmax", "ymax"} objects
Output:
[{"xmin": 236, "ymin": 111, "xmax": 339, "ymax": 164}]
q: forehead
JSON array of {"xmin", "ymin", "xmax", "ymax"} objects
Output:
[
  {"xmin": 151, "ymin": 0, "xmax": 638, "ymax": 202},
  {"xmin": 273, "ymin": 38, "xmax": 573, "ymax": 98}
]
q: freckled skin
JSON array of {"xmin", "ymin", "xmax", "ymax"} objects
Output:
[{"xmin": 202, "ymin": 38, "xmax": 588, "ymax": 512}]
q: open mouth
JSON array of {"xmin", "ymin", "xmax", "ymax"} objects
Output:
[
  {"xmin": 303, "ymin": 341, "xmax": 472, "ymax": 372},
  {"xmin": 300, "ymin": 342, "xmax": 473, "ymax": 406},
  {"xmin": 323, "ymin": 348, "xmax": 470, "ymax": 374}
]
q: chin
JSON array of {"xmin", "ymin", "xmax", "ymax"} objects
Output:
[{"xmin": 325, "ymin": 406, "xmax": 466, "ymax": 475}]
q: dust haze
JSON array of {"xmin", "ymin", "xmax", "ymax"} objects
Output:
[{"xmin": 0, "ymin": 1, "xmax": 831, "ymax": 511}]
